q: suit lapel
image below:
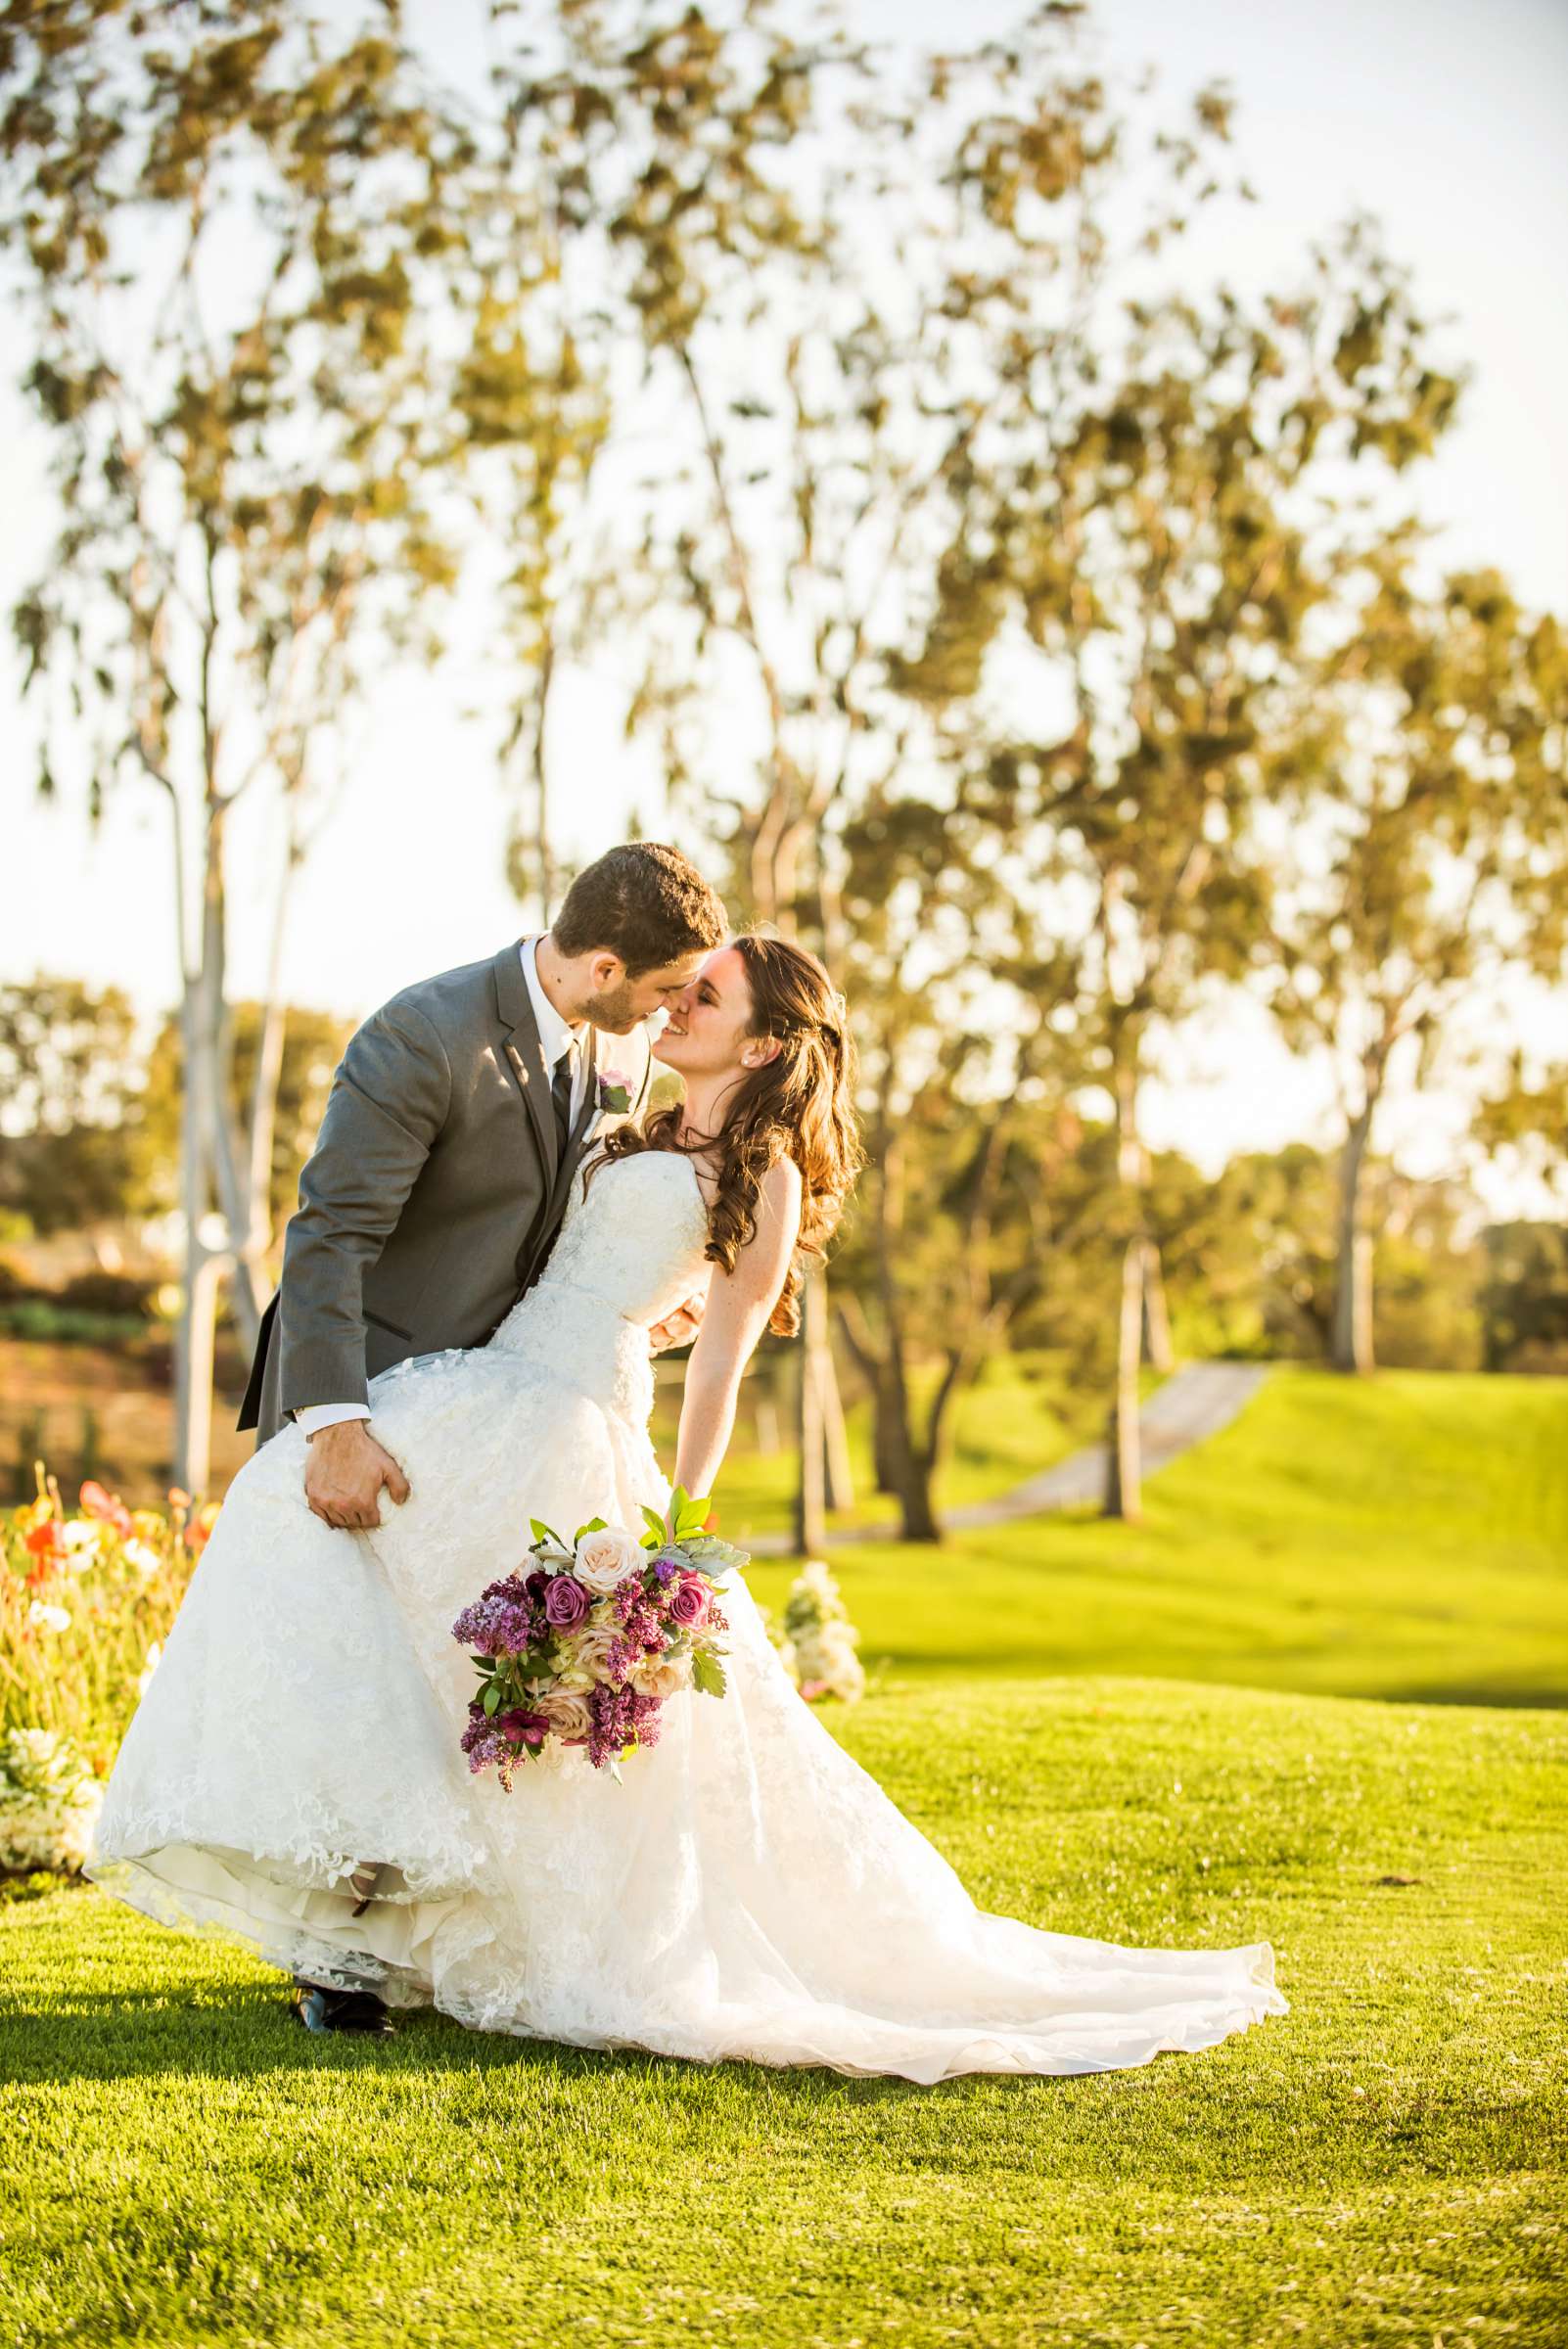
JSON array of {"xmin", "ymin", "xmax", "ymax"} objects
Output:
[{"xmin": 492, "ymin": 941, "xmax": 560, "ymax": 1187}]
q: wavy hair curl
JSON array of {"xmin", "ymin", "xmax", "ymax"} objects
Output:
[{"xmin": 594, "ymin": 933, "xmax": 862, "ymax": 1335}]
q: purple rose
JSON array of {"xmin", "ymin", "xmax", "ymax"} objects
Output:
[
  {"xmin": 668, "ymin": 1576, "xmax": 709, "ymax": 1629},
  {"xmin": 543, "ymin": 1574, "xmax": 590, "ymax": 1630}
]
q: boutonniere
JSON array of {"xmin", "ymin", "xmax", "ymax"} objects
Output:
[{"xmin": 596, "ymin": 1068, "xmax": 633, "ymax": 1116}]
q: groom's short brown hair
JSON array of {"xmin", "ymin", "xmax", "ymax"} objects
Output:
[{"xmin": 551, "ymin": 843, "xmax": 726, "ymax": 976}]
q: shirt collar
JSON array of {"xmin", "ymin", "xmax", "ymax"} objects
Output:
[{"xmin": 521, "ymin": 938, "xmax": 580, "ymax": 1070}]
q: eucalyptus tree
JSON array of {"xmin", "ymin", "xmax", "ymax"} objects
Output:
[
  {"xmin": 826, "ymin": 789, "xmax": 1078, "ymax": 1542},
  {"xmin": 904, "ymin": 162, "xmax": 1462, "ymax": 1511},
  {"xmin": 450, "ymin": 135, "xmax": 614, "ymax": 924},
  {"xmin": 1, "ymin": 1, "xmax": 476, "ymax": 1486},
  {"xmin": 1269, "ymin": 562, "xmax": 1568, "ymax": 1372}
]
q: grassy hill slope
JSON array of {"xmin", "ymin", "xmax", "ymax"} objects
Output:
[
  {"xmin": 2, "ymin": 1677, "xmax": 1562, "ymax": 2348},
  {"xmin": 746, "ymin": 1368, "xmax": 1568, "ymax": 1706}
]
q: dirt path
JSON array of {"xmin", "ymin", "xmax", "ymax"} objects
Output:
[{"xmin": 747, "ymin": 1360, "xmax": 1270, "ymax": 1557}]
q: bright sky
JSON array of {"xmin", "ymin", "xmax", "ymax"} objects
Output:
[{"xmin": 2, "ymin": 0, "xmax": 1565, "ymax": 1210}]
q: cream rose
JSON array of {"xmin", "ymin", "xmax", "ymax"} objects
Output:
[
  {"xmin": 572, "ymin": 1526, "xmax": 646, "ymax": 1595},
  {"xmin": 569, "ymin": 1626, "xmax": 625, "ymax": 1683},
  {"xmin": 537, "ymin": 1689, "xmax": 593, "ymax": 1743},
  {"xmin": 630, "ymin": 1655, "xmax": 691, "ymax": 1702}
]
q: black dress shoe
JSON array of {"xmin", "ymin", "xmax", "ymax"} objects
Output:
[{"xmin": 291, "ymin": 1979, "xmax": 395, "ymax": 2037}]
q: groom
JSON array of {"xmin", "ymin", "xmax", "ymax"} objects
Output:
[
  {"xmin": 240, "ymin": 841, "xmax": 726, "ymax": 1541},
  {"xmin": 239, "ymin": 841, "xmax": 725, "ymax": 2035}
]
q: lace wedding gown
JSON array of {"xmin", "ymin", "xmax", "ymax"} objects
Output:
[{"xmin": 88, "ymin": 1149, "xmax": 1286, "ymax": 2082}]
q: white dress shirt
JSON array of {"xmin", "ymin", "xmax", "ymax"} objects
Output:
[{"xmin": 296, "ymin": 940, "xmax": 587, "ymax": 1438}]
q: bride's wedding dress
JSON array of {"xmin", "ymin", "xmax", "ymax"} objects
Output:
[{"xmin": 88, "ymin": 1150, "xmax": 1286, "ymax": 2082}]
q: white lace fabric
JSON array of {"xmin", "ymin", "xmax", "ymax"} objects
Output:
[{"xmin": 88, "ymin": 1150, "xmax": 1287, "ymax": 2080}]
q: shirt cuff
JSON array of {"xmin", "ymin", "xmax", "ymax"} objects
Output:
[{"xmin": 294, "ymin": 1403, "xmax": 373, "ymax": 1437}]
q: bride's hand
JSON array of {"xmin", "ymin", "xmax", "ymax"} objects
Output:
[{"xmin": 649, "ymin": 1292, "xmax": 706, "ymax": 1355}]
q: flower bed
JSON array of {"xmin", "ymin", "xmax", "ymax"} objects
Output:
[{"xmin": 2, "ymin": 1471, "xmax": 214, "ymax": 1870}]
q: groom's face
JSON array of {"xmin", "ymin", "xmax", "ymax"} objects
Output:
[{"xmin": 580, "ymin": 948, "xmax": 709, "ymax": 1035}]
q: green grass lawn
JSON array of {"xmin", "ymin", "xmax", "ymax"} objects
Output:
[
  {"xmin": 745, "ymin": 1368, "xmax": 1568, "ymax": 1709},
  {"xmin": 4, "ymin": 1366, "xmax": 1564, "ymax": 2344},
  {"xmin": 2, "ymin": 1677, "xmax": 1563, "ymax": 2348}
]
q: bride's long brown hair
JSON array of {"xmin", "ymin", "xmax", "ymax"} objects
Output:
[{"xmin": 594, "ymin": 933, "xmax": 862, "ymax": 1336}]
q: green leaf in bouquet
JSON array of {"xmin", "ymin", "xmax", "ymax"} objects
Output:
[
  {"xmin": 640, "ymin": 1504, "xmax": 669, "ymax": 1548},
  {"xmin": 677, "ymin": 1534, "xmax": 751, "ymax": 1573},
  {"xmin": 670, "ymin": 1486, "xmax": 713, "ymax": 1539},
  {"xmin": 529, "ymin": 1518, "xmax": 567, "ymax": 1553},
  {"xmin": 471, "ymin": 1655, "xmax": 497, "ymax": 1673},
  {"xmin": 691, "ymin": 1647, "xmax": 727, "ymax": 1699},
  {"xmin": 483, "ymin": 1681, "xmax": 502, "ymax": 1717},
  {"xmin": 574, "ymin": 1517, "xmax": 607, "ymax": 1542}
]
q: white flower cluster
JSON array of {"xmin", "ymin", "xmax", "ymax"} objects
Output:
[
  {"xmin": 0, "ymin": 1727, "xmax": 104, "ymax": 1875},
  {"xmin": 779, "ymin": 1559, "xmax": 865, "ymax": 1705}
]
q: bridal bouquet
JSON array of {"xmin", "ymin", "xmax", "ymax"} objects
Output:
[{"xmin": 451, "ymin": 1488, "xmax": 749, "ymax": 1782}]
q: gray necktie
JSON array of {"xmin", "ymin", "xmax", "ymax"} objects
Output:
[{"xmin": 551, "ymin": 1036, "xmax": 577, "ymax": 1151}]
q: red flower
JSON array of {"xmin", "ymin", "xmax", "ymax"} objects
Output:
[{"xmin": 23, "ymin": 1521, "xmax": 64, "ymax": 1564}]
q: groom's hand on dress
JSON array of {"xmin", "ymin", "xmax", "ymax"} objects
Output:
[
  {"xmin": 648, "ymin": 1292, "xmax": 706, "ymax": 1355},
  {"xmin": 303, "ymin": 1420, "xmax": 411, "ymax": 1531}
]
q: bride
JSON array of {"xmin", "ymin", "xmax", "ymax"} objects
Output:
[{"xmin": 88, "ymin": 934, "xmax": 1286, "ymax": 2083}]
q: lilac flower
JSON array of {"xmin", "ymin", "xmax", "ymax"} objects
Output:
[
  {"xmin": 585, "ymin": 1682, "xmax": 667, "ymax": 1768},
  {"xmin": 452, "ymin": 1573, "xmax": 543, "ymax": 1657},
  {"xmin": 460, "ymin": 1706, "xmax": 514, "ymax": 1775}
]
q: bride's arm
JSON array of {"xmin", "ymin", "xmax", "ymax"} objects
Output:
[{"xmin": 672, "ymin": 1156, "xmax": 803, "ymax": 1503}]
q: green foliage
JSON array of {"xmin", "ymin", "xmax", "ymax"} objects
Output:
[
  {"xmin": 1479, "ymin": 1222, "xmax": 1568, "ymax": 1374},
  {"xmin": 0, "ymin": 2, "xmax": 475, "ymax": 809},
  {"xmin": 0, "ymin": 980, "xmax": 144, "ymax": 1237},
  {"xmin": 689, "ymin": 1645, "xmax": 726, "ymax": 1698},
  {"xmin": 136, "ymin": 1002, "xmax": 351, "ymax": 1236}
]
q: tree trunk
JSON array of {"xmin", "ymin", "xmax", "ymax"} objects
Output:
[
  {"xmin": 817, "ymin": 1306, "xmax": 854, "ymax": 1514},
  {"xmin": 533, "ymin": 635, "xmax": 555, "ymax": 917},
  {"xmin": 895, "ymin": 1448, "xmax": 943, "ymax": 1544},
  {"xmin": 793, "ymin": 1271, "xmax": 828, "ymax": 1555},
  {"xmin": 172, "ymin": 961, "xmax": 226, "ymax": 1497},
  {"xmin": 1104, "ymin": 1231, "xmax": 1145, "ymax": 1522},
  {"xmin": 234, "ymin": 828, "xmax": 301, "ymax": 1336},
  {"xmin": 1332, "ymin": 1103, "xmax": 1376, "ymax": 1374},
  {"xmin": 752, "ymin": 1359, "xmax": 782, "ymax": 1456},
  {"xmin": 1104, "ymin": 1060, "xmax": 1146, "ymax": 1521},
  {"xmin": 1140, "ymin": 1237, "xmax": 1175, "ymax": 1373}
]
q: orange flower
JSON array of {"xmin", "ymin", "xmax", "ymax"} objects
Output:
[
  {"xmin": 80, "ymin": 1481, "xmax": 133, "ymax": 1538},
  {"xmin": 186, "ymin": 1501, "xmax": 220, "ymax": 1553}
]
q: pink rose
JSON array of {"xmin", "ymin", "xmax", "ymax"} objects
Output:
[{"xmin": 667, "ymin": 1576, "xmax": 709, "ymax": 1629}]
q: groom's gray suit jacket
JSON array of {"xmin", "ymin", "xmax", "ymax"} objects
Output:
[{"xmin": 239, "ymin": 941, "xmax": 654, "ymax": 1445}]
